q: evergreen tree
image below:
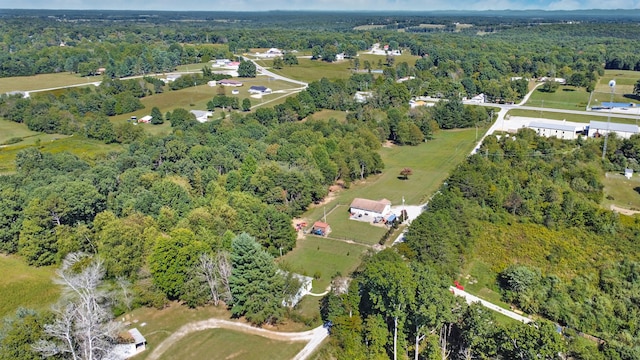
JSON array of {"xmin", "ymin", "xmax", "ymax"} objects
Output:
[
  {"xmin": 150, "ymin": 106, "xmax": 164, "ymax": 124},
  {"xmin": 229, "ymin": 233, "xmax": 284, "ymax": 325}
]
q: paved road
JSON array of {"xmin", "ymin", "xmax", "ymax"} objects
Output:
[
  {"xmin": 146, "ymin": 318, "xmax": 328, "ymax": 360},
  {"xmin": 449, "ymin": 287, "xmax": 532, "ymax": 324},
  {"xmin": 243, "ymin": 55, "xmax": 309, "ymax": 88}
]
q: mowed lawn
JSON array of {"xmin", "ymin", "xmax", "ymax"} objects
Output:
[
  {"xmin": 279, "ymin": 236, "xmax": 368, "ymax": 293},
  {"xmin": 321, "ymin": 205, "xmax": 387, "ymax": 245},
  {"xmin": 158, "ymin": 329, "xmax": 305, "ymax": 360},
  {"xmin": 0, "ymin": 119, "xmax": 45, "ymax": 144},
  {"xmin": 0, "ymin": 255, "xmax": 59, "ymax": 318},
  {"xmin": 525, "ymin": 85, "xmax": 590, "ymax": 110},
  {"xmin": 265, "ymin": 58, "xmax": 353, "ymax": 83},
  {"xmin": 0, "ymin": 73, "xmax": 102, "ymax": 93},
  {"xmin": 506, "ymin": 109, "xmax": 637, "ymax": 125},
  {"xmin": 597, "ymin": 69, "xmax": 640, "ymax": 97},
  {"xmin": 0, "ymin": 134, "xmax": 123, "ymax": 174},
  {"xmin": 602, "ymin": 172, "xmax": 640, "ymax": 211}
]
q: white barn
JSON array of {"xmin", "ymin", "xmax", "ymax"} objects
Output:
[
  {"xmin": 349, "ymin": 198, "xmax": 391, "ymax": 218},
  {"xmin": 588, "ymin": 121, "xmax": 640, "ymax": 139},
  {"xmin": 528, "ymin": 121, "xmax": 583, "ymax": 140},
  {"xmin": 110, "ymin": 328, "xmax": 147, "ymax": 359}
]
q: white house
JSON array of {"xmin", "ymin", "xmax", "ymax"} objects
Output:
[
  {"xmin": 538, "ymin": 77, "xmax": 566, "ymax": 84},
  {"xmin": 281, "ymin": 272, "xmax": 314, "ymax": 308},
  {"xmin": 335, "ymin": 53, "xmax": 346, "ymax": 61},
  {"xmin": 138, "ymin": 115, "xmax": 153, "ymax": 124},
  {"xmin": 354, "ymin": 91, "xmax": 373, "ymax": 103},
  {"xmin": 349, "ymin": 198, "xmax": 391, "ymax": 218},
  {"xmin": 528, "ymin": 121, "xmax": 583, "ymax": 140},
  {"xmin": 214, "ymin": 59, "xmax": 231, "ymax": 66},
  {"xmin": 256, "ymin": 48, "xmax": 283, "ymax": 58},
  {"xmin": 468, "ymin": 93, "xmax": 486, "ymax": 104},
  {"xmin": 588, "ymin": 120, "xmax": 640, "ymax": 139},
  {"xmin": 163, "ymin": 74, "xmax": 182, "ymax": 83},
  {"xmin": 216, "ymin": 79, "xmax": 243, "ymax": 87},
  {"xmin": 248, "ymin": 85, "xmax": 272, "ymax": 94},
  {"xmin": 190, "ymin": 110, "xmax": 213, "ymax": 123}
]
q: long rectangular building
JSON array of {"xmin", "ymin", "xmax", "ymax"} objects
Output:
[
  {"xmin": 528, "ymin": 121, "xmax": 583, "ymax": 140},
  {"xmin": 588, "ymin": 121, "xmax": 639, "ymax": 139}
]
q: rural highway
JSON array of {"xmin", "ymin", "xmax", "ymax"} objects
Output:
[
  {"xmin": 145, "ymin": 318, "xmax": 328, "ymax": 360},
  {"xmin": 449, "ymin": 287, "xmax": 532, "ymax": 324}
]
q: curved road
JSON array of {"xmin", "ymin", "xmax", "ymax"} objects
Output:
[{"xmin": 146, "ymin": 318, "xmax": 328, "ymax": 360}]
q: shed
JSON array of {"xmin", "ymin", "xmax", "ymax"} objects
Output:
[
  {"xmin": 190, "ymin": 110, "xmax": 213, "ymax": 123},
  {"xmin": 350, "ymin": 198, "xmax": 392, "ymax": 218},
  {"xmin": 312, "ymin": 221, "xmax": 331, "ymax": 236},
  {"xmin": 625, "ymin": 168, "xmax": 633, "ymax": 179},
  {"xmin": 280, "ymin": 272, "xmax": 314, "ymax": 307},
  {"xmin": 110, "ymin": 328, "xmax": 147, "ymax": 359},
  {"xmin": 218, "ymin": 79, "xmax": 243, "ymax": 87}
]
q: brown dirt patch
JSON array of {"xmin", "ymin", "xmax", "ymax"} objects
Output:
[{"xmin": 610, "ymin": 204, "xmax": 640, "ymax": 216}]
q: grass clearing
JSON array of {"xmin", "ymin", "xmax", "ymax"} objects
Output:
[
  {"xmin": 598, "ymin": 70, "xmax": 640, "ymax": 96},
  {"xmin": 305, "ymin": 109, "xmax": 348, "ymax": 122},
  {"xmin": 279, "ymin": 236, "xmax": 368, "ymax": 293},
  {"xmin": 267, "ymin": 58, "xmax": 353, "ymax": 83},
  {"xmin": 0, "ymin": 73, "xmax": 102, "ymax": 93},
  {"xmin": 0, "ymin": 135, "xmax": 123, "ymax": 174},
  {"xmin": 0, "ymin": 119, "xmax": 43, "ymax": 144},
  {"xmin": 158, "ymin": 329, "xmax": 305, "ymax": 360},
  {"xmin": 525, "ymin": 86, "xmax": 590, "ymax": 110},
  {"xmin": 506, "ymin": 109, "xmax": 637, "ymax": 124},
  {"xmin": 602, "ymin": 172, "xmax": 640, "ymax": 211},
  {"xmin": 0, "ymin": 255, "xmax": 59, "ymax": 318}
]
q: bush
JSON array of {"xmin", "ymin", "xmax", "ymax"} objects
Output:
[{"xmin": 1, "ymin": 137, "xmax": 22, "ymax": 145}]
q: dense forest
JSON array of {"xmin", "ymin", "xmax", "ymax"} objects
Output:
[{"xmin": 1, "ymin": 9, "xmax": 640, "ymax": 360}]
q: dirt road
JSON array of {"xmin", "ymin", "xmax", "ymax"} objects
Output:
[{"xmin": 146, "ymin": 319, "xmax": 328, "ymax": 360}]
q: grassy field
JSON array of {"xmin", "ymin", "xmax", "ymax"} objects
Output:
[
  {"xmin": 265, "ymin": 58, "xmax": 353, "ymax": 83},
  {"xmin": 0, "ymin": 73, "xmax": 102, "ymax": 93},
  {"xmin": 0, "ymin": 119, "xmax": 46, "ymax": 144},
  {"xmin": 602, "ymin": 172, "xmax": 640, "ymax": 211},
  {"xmin": 158, "ymin": 329, "xmax": 306, "ymax": 360},
  {"xmin": 305, "ymin": 109, "xmax": 348, "ymax": 122},
  {"xmin": 0, "ymin": 255, "xmax": 59, "ymax": 318},
  {"xmin": 279, "ymin": 236, "xmax": 369, "ymax": 293},
  {"xmin": 597, "ymin": 69, "xmax": 640, "ymax": 96},
  {"xmin": 525, "ymin": 86, "xmax": 591, "ymax": 110},
  {"xmin": 0, "ymin": 134, "xmax": 123, "ymax": 174}
]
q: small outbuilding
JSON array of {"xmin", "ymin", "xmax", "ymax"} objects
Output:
[
  {"xmin": 312, "ymin": 221, "xmax": 331, "ymax": 236},
  {"xmin": 110, "ymin": 328, "xmax": 147, "ymax": 359},
  {"xmin": 625, "ymin": 168, "xmax": 634, "ymax": 179},
  {"xmin": 138, "ymin": 115, "xmax": 153, "ymax": 123}
]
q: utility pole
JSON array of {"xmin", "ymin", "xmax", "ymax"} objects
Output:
[{"xmin": 602, "ymin": 80, "xmax": 616, "ymax": 160}]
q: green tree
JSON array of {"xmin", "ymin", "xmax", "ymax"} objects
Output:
[
  {"xmin": 0, "ymin": 308, "xmax": 53, "ymax": 360},
  {"xmin": 150, "ymin": 106, "xmax": 164, "ymax": 124},
  {"xmin": 149, "ymin": 228, "xmax": 208, "ymax": 300},
  {"xmin": 229, "ymin": 233, "xmax": 285, "ymax": 325},
  {"xmin": 272, "ymin": 57, "xmax": 284, "ymax": 69},
  {"xmin": 283, "ymin": 53, "xmax": 298, "ymax": 66},
  {"xmin": 242, "ymin": 98, "xmax": 251, "ymax": 112},
  {"xmin": 238, "ymin": 60, "xmax": 256, "ymax": 78}
]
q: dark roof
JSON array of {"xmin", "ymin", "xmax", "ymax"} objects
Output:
[{"xmin": 250, "ymin": 85, "xmax": 268, "ymax": 91}]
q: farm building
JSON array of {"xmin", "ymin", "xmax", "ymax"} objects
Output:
[
  {"xmin": 190, "ymin": 110, "xmax": 213, "ymax": 123},
  {"xmin": 350, "ymin": 198, "xmax": 391, "ymax": 218},
  {"xmin": 588, "ymin": 120, "xmax": 640, "ymax": 139},
  {"xmin": 527, "ymin": 121, "xmax": 584, "ymax": 140},
  {"xmin": 626, "ymin": 168, "xmax": 634, "ymax": 179},
  {"xmin": 312, "ymin": 221, "xmax": 331, "ymax": 236},
  {"xmin": 248, "ymin": 85, "xmax": 272, "ymax": 94}
]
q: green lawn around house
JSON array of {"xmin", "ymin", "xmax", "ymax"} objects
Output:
[
  {"xmin": 0, "ymin": 255, "xmax": 59, "ymax": 319},
  {"xmin": 320, "ymin": 205, "xmax": 388, "ymax": 245},
  {"xmin": 279, "ymin": 236, "xmax": 368, "ymax": 293},
  {"xmin": 157, "ymin": 329, "xmax": 306, "ymax": 360}
]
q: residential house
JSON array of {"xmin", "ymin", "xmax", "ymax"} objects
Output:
[
  {"xmin": 248, "ymin": 85, "xmax": 272, "ymax": 94},
  {"xmin": 138, "ymin": 115, "xmax": 153, "ymax": 123},
  {"xmin": 190, "ymin": 110, "xmax": 213, "ymax": 123},
  {"xmin": 349, "ymin": 198, "xmax": 391, "ymax": 218},
  {"xmin": 216, "ymin": 79, "xmax": 243, "ymax": 87}
]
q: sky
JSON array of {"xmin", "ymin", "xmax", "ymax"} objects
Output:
[{"xmin": 1, "ymin": 0, "xmax": 640, "ymax": 11}]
